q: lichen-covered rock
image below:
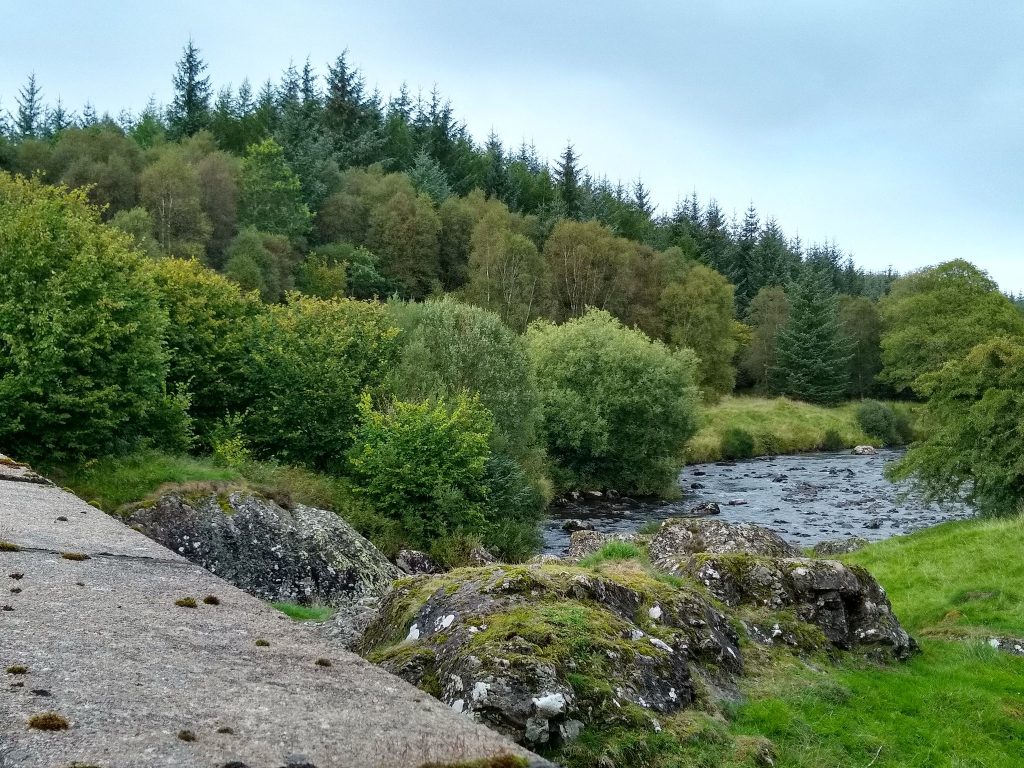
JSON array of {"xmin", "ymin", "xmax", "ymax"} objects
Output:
[
  {"xmin": 648, "ymin": 519, "xmax": 800, "ymax": 567},
  {"xmin": 674, "ymin": 554, "xmax": 916, "ymax": 659},
  {"xmin": 126, "ymin": 490, "xmax": 399, "ymax": 604},
  {"xmin": 812, "ymin": 537, "xmax": 869, "ymax": 556},
  {"xmin": 397, "ymin": 549, "xmax": 443, "ymax": 575},
  {"xmin": 853, "ymin": 445, "xmax": 878, "ymax": 455},
  {"xmin": 360, "ymin": 563, "xmax": 740, "ymax": 747}
]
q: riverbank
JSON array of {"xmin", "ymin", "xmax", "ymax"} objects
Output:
[
  {"xmin": 551, "ymin": 515, "xmax": 1024, "ymax": 767},
  {"xmin": 684, "ymin": 396, "xmax": 917, "ymax": 463}
]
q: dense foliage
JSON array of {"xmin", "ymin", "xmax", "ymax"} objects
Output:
[
  {"xmin": 527, "ymin": 310, "xmax": 700, "ymax": 494},
  {"xmin": 878, "ymin": 260, "xmax": 1024, "ymax": 396},
  {"xmin": 0, "ymin": 173, "xmax": 187, "ymax": 462},
  {"xmin": 890, "ymin": 337, "xmax": 1024, "ymax": 516}
]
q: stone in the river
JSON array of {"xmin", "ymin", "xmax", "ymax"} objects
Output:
[
  {"xmin": 561, "ymin": 518, "xmax": 596, "ymax": 533},
  {"xmin": 812, "ymin": 537, "xmax": 869, "ymax": 556},
  {"xmin": 648, "ymin": 519, "xmax": 800, "ymax": 568},
  {"xmin": 864, "ymin": 518, "xmax": 883, "ymax": 530},
  {"xmin": 852, "ymin": 445, "xmax": 878, "ymax": 455},
  {"xmin": 685, "ymin": 502, "xmax": 721, "ymax": 517}
]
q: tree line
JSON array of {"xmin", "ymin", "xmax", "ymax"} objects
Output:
[{"xmin": 0, "ymin": 42, "xmax": 915, "ymax": 404}]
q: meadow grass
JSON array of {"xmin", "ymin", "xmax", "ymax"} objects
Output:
[{"xmin": 685, "ymin": 396, "xmax": 917, "ymax": 463}]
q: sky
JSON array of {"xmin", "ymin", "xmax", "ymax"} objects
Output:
[{"xmin": 3, "ymin": 1, "xmax": 1022, "ymax": 292}]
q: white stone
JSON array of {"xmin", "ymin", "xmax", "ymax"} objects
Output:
[
  {"xmin": 649, "ymin": 637, "xmax": 674, "ymax": 653},
  {"xmin": 532, "ymin": 692, "xmax": 567, "ymax": 718},
  {"xmin": 648, "ymin": 604, "xmax": 663, "ymax": 620},
  {"xmin": 405, "ymin": 623, "xmax": 420, "ymax": 642},
  {"xmin": 450, "ymin": 698, "xmax": 465, "ymax": 714},
  {"xmin": 471, "ymin": 681, "xmax": 489, "ymax": 702}
]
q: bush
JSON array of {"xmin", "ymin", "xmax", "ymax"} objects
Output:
[
  {"xmin": 758, "ymin": 431, "xmax": 782, "ymax": 456},
  {"xmin": 856, "ymin": 400, "xmax": 897, "ymax": 443},
  {"xmin": 149, "ymin": 257, "xmax": 265, "ymax": 444},
  {"xmin": 0, "ymin": 172, "xmax": 189, "ymax": 462},
  {"xmin": 527, "ymin": 310, "xmax": 700, "ymax": 495},
  {"xmin": 241, "ymin": 294, "xmax": 399, "ymax": 472},
  {"xmin": 720, "ymin": 428, "xmax": 755, "ymax": 460},
  {"xmin": 889, "ymin": 337, "xmax": 1024, "ymax": 516},
  {"xmin": 348, "ymin": 394, "xmax": 494, "ymax": 549},
  {"xmin": 821, "ymin": 429, "xmax": 846, "ymax": 452},
  {"xmin": 387, "ymin": 296, "xmax": 550, "ymax": 512}
]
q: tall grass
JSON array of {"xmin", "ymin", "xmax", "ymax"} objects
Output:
[{"xmin": 685, "ymin": 396, "xmax": 917, "ymax": 463}]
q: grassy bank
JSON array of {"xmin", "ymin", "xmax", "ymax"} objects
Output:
[
  {"xmin": 685, "ymin": 396, "xmax": 915, "ymax": 463},
  {"xmin": 556, "ymin": 516, "xmax": 1024, "ymax": 767}
]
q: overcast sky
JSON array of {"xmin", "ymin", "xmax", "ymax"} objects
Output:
[{"xmin": 4, "ymin": 1, "xmax": 1022, "ymax": 292}]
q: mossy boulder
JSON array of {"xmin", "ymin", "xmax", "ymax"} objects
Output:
[
  {"xmin": 675, "ymin": 553, "xmax": 916, "ymax": 659},
  {"xmin": 126, "ymin": 491, "xmax": 399, "ymax": 605},
  {"xmin": 360, "ymin": 563, "xmax": 739, "ymax": 747}
]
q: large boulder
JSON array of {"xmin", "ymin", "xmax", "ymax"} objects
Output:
[
  {"xmin": 673, "ymin": 554, "xmax": 916, "ymax": 659},
  {"xmin": 360, "ymin": 563, "xmax": 740, "ymax": 747},
  {"xmin": 125, "ymin": 489, "xmax": 399, "ymax": 604},
  {"xmin": 812, "ymin": 537, "xmax": 869, "ymax": 556},
  {"xmin": 565, "ymin": 530, "xmax": 641, "ymax": 560},
  {"xmin": 648, "ymin": 518, "xmax": 800, "ymax": 567}
]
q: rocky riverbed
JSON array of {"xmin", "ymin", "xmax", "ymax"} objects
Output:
[{"xmin": 543, "ymin": 449, "xmax": 974, "ymax": 554}]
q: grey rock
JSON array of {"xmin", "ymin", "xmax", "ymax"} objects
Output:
[
  {"xmin": 673, "ymin": 554, "xmax": 916, "ymax": 659},
  {"xmin": 565, "ymin": 530, "xmax": 638, "ymax": 560},
  {"xmin": 852, "ymin": 445, "xmax": 878, "ymax": 455},
  {"xmin": 648, "ymin": 519, "xmax": 800, "ymax": 568},
  {"xmin": 396, "ymin": 549, "xmax": 443, "ymax": 575},
  {"xmin": 685, "ymin": 501, "xmax": 721, "ymax": 517},
  {"xmin": 361, "ymin": 564, "xmax": 740, "ymax": 746},
  {"xmin": 812, "ymin": 537, "xmax": 869, "ymax": 556},
  {"xmin": 561, "ymin": 518, "xmax": 596, "ymax": 533},
  {"xmin": 126, "ymin": 490, "xmax": 399, "ymax": 605}
]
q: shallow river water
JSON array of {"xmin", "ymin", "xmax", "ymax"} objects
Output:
[{"xmin": 542, "ymin": 449, "xmax": 974, "ymax": 554}]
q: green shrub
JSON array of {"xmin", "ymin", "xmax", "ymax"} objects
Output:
[
  {"xmin": 821, "ymin": 429, "xmax": 846, "ymax": 451},
  {"xmin": 720, "ymin": 428, "xmax": 755, "ymax": 460},
  {"xmin": 348, "ymin": 393, "xmax": 493, "ymax": 548},
  {"xmin": 241, "ymin": 294, "xmax": 400, "ymax": 472},
  {"xmin": 889, "ymin": 337, "xmax": 1024, "ymax": 516},
  {"xmin": 0, "ymin": 173, "xmax": 189, "ymax": 462},
  {"xmin": 527, "ymin": 309, "xmax": 700, "ymax": 494},
  {"xmin": 856, "ymin": 399, "xmax": 897, "ymax": 443},
  {"xmin": 892, "ymin": 407, "xmax": 916, "ymax": 445},
  {"xmin": 149, "ymin": 257, "xmax": 264, "ymax": 445}
]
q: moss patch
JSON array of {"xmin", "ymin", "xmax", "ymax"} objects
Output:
[
  {"xmin": 174, "ymin": 597, "xmax": 197, "ymax": 608},
  {"xmin": 28, "ymin": 712, "xmax": 69, "ymax": 730},
  {"xmin": 0, "ymin": 540, "xmax": 21, "ymax": 552}
]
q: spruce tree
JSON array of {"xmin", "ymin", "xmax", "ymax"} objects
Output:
[
  {"xmin": 773, "ymin": 267, "xmax": 851, "ymax": 405},
  {"xmin": 553, "ymin": 143, "xmax": 582, "ymax": 219},
  {"xmin": 15, "ymin": 73, "xmax": 44, "ymax": 138},
  {"xmin": 168, "ymin": 40, "xmax": 212, "ymax": 139}
]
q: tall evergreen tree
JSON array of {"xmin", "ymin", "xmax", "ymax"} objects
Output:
[
  {"xmin": 168, "ymin": 40, "xmax": 212, "ymax": 139},
  {"xmin": 482, "ymin": 131, "xmax": 507, "ymax": 200},
  {"xmin": 553, "ymin": 143, "xmax": 582, "ymax": 219},
  {"xmin": 46, "ymin": 98, "xmax": 74, "ymax": 137},
  {"xmin": 15, "ymin": 73, "xmax": 44, "ymax": 139},
  {"xmin": 773, "ymin": 268, "xmax": 851, "ymax": 405}
]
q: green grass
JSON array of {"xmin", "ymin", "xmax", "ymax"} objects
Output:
[
  {"xmin": 577, "ymin": 540, "xmax": 646, "ymax": 568},
  {"xmin": 556, "ymin": 515, "xmax": 1024, "ymax": 767},
  {"xmin": 724, "ymin": 515, "xmax": 1024, "ymax": 767},
  {"xmin": 685, "ymin": 396, "xmax": 918, "ymax": 463},
  {"xmin": 271, "ymin": 601, "xmax": 335, "ymax": 622},
  {"xmin": 45, "ymin": 450, "xmax": 241, "ymax": 511}
]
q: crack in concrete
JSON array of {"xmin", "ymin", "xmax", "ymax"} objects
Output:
[{"xmin": 5, "ymin": 545, "xmax": 188, "ymax": 567}]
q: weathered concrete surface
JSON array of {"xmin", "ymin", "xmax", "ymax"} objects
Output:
[{"xmin": 0, "ymin": 458, "xmax": 547, "ymax": 768}]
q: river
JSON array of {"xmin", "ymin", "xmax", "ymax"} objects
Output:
[{"xmin": 542, "ymin": 448, "xmax": 974, "ymax": 554}]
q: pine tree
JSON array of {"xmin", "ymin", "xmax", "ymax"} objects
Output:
[
  {"xmin": 168, "ymin": 39, "xmax": 212, "ymax": 139},
  {"xmin": 80, "ymin": 102, "xmax": 98, "ymax": 127},
  {"xmin": 482, "ymin": 131, "xmax": 506, "ymax": 200},
  {"xmin": 773, "ymin": 268, "xmax": 851, "ymax": 405},
  {"xmin": 749, "ymin": 218, "xmax": 797, "ymax": 297},
  {"xmin": 731, "ymin": 203, "xmax": 760, "ymax": 309},
  {"xmin": 15, "ymin": 73, "xmax": 44, "ymax": 138},
  {"xmin": 553, "ymin": 143, "xmax": 582, "ymax": 219},
  {"xmin": 46, "ymin": 97, "xmax": 74, "ymax": 136}
]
